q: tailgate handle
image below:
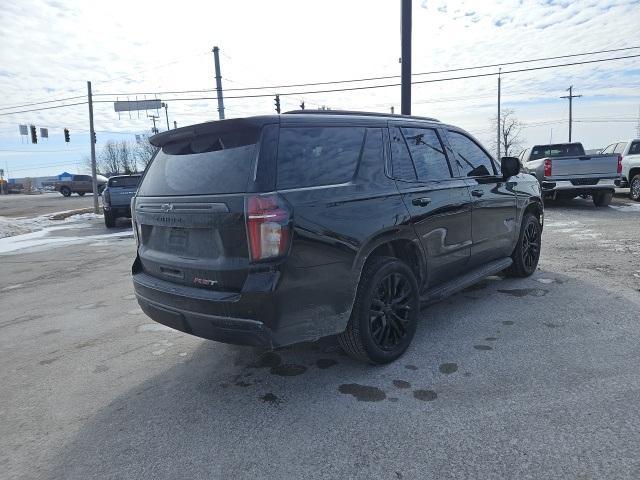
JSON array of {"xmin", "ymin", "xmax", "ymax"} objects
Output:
[{"xmin": 160, "ymin": 266, "xmax": 184, "ymax": 279}]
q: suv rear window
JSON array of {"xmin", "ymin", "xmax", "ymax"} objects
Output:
[
  {"xmin": 108, "ymin": 176, "xmax": 140, "ymax": 187},
  {"xmin": 137, "ymin": 129, "xmax": 259, "ymax": 196},
  {"xmin": 277, "ymin": 127, "xmax": 365, "ymax": 189}
]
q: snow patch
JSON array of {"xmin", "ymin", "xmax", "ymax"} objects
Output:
[
  {"xmin": 137, "ymin": 323, "xmax": 177, "ymax": 333},
  {"xmin": 610, "ymin": 203, "xmax": 640, "ymax": 213}
]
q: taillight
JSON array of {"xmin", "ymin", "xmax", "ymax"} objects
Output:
[
  {"xmin": 103, "ymin": 188, "xmax": 111, "ymax": 206},
  {"xmin": 246, "ymin": 194, "xmax": 292, "ymax": 262},
  {"xmin": 617, "ymin": 155, "xmax": 623, "ymax": 174},
  {"xmin": 544, "ymin": 159, "xmax": 552, "ymax": 177}
]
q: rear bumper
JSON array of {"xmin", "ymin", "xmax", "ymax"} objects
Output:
[
  {"xmin": 541, "ymin": 178, "xmax": 617, "ymax": 195},
  {"xmin": 131, "ymin": 255, "xmax": 356, "ymax": 348},
  {"xmin": 103, "ymin": 205, "xmax": 131, "ymax": 218}
]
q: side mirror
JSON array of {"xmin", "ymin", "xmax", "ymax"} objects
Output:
[{"xmin": 501, "ymin": 156, "xmax": 521, "ymax": 180}]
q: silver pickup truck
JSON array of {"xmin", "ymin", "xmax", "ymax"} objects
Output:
[{"xmin": 519, "ymin": 142, "xmax": 620, "ymax": 206}]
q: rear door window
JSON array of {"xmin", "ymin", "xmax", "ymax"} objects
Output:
[
  {"xmin": 447, "ymin": 131, "xmax": 496, "ymax": 177},
  {"xmin": 629, "ymin": 141, "xmax": 640, "ymax": 155},
  {"xmin": 401, "ymin": 127, "xmax": 451, "ymax": 181},
  {"xmin": 390, "ymin": 127, "xmax": 417, "ymax": 181},
  {"xmin": 277, "ymin": 126, "xmax": 365, "ymax": 189},
  {"xmin": 137, "ymin": 128, "xmax": 259, "ymax": 196}
]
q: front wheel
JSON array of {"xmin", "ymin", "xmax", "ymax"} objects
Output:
[
  {"xmin": 60, "ymin": 187, "xmax": 71, "ymax": 197},
  {"xmin": 77, "ymin": 192, "xmax": 86, "ymax": 196},
  {"xmin": 104, "ymin": 211, "xmax": 115, "ymax": 228},
  {"xmin": 630, "ymin": 175, "xmax": 640, "ymax": 202},
  {"xmin": 338, "ymin": 256, "xmax": 419, "ymax": 364},
  {"xmin": 505, "ymin": 212, "xmax": 541, "ymax": 278},
  {"xmin": 592, "ymin": 190, "xmax": 613, "ymax": 207}
]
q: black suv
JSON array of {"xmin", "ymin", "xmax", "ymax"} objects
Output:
[{"xmin": 131, "ymin": 111, "xmax": 543, "ymax": 364}]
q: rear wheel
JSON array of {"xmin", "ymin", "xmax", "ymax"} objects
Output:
[
  {"xmin": 630, "ymin": 175, "xmax": 640, "ymax": 202},
  {"xmin": 77, "ymin": 191, "xmax": 86, "ymax": 196},
  {"xmin": 60, "ymin": 186, "xmax": 71, "ymax": 197},
  {"xmin": 104, "ymin": 211, "xmax": 115, "ymax": 228},
  {"xmin": 338, "ymin": 256, "xmax": 419, "ymax": 364},
  {"xmin": 505, "ymin": 212, "xmax": 541, "ymax": 278},
  {"xmin": 592, "ymin": 190, "xmax": 613, "ymax": 207}
]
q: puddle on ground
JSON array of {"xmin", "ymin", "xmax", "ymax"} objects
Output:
[
  {"xmin": 270, "ymin": 364, "xmax": 307, "ymax": 377},
  {"xmin": 260, "ymin": 392, "xmax": 282, "ymax": 405},
  {"xmin": 439, "ymin": 362, "xmax": 458, "ymax": 374},
  {"xmin": 485, "ymin": 337, "xmax": 498, "ymax": 341},
  {"xmin": 316, "ymin": 358, "xmax": 338, "ymax": 369},
  {"xmin": 251, "ymin": 352, "xmax": 282, "ymax": 369},
  {"xmin": 413, "ymin": 390, "xmax": 437, "ymax": 402},
  {"xmin": 338, "ymin": 384, "xmax": 386, "ymax": 402},
  {"xmin": 405, "ymin": 364, "xmax": 418, "ymax": 371},
  {"xmin": 393, "ymin": 380, "xmax": 411, "ymax": 389},
  {"xmin": 498, "ymin": 288, "xmax": 548, "ymax": 297},
  {"xmin": 473, "ymin": 345, "xmax": 493, "ymax": 351},
  {"xmin": 543, "ymin": 322, "xmax": 562, "ymax": 328}
]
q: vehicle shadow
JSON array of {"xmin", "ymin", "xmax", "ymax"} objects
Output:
[{"xmin": 48, "ymin": 269, "xmax": 639, "ymax": 479}]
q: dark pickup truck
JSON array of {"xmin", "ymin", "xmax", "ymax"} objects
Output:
[
  {"xmin": 131, "ymin": 111, "xmax": 543, "ymax": 364},
  {"xmin": 102, "ymin": 175, "xmax": 141, "ymax": 228}
]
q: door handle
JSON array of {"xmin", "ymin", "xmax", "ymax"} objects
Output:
[
  {"xmin": 412, "ymin": 197, "xmax": 432, "ymax": 207},
  {"xmin": 471, "ymin": 189, "xmax": 484, "ymax": 197}
]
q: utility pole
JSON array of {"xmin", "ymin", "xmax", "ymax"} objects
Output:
[
  {"xmin": 148, "ymin": 115, "xmax": 159, "ymax": 134},
  {"xmin": 87, "ymin": 81, "xmax": 99, "ymax": 214},
  {"xmin": 212, "ymin": 46, "xmax": 225, "ymax": 120},
  {"xmin": 560, "ymin": 86, "xmax": 582, "ymax": 142},
  {"xmin": 162, "ymin": 102, "xmax": 169, "ymax": 130},
  {"xmin": 497, "ymin": 68, "xmax": 501, "ymax": 159},
  {"xmin": 635, "ymin": 105, "xmax": 640, "ymax": 138},
  {"xmin": 400, "ymin": 0, "xmax": 412, "ymax": 115}
]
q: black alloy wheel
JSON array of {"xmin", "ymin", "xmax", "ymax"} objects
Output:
[
  {"xmin": 369, "ymin": 272, "xmax": 413, "ymax": 351},
  {"xmin": 521, "ymin": 220, "xmax": 540, "ymax": 272}
]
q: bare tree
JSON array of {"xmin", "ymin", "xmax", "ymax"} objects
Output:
[
  {"xmin": 133, "ymin": 138, "xmax": 158, "ymax": 170},
  {"xmin": 490, "ymin": 109, "xmax": 525, "ymax": 158},
  {"xmin": 118, "ymin": 141, "xmax": 135, "ymax": 174},
  {"xmin": 99, "ymin": 141, "xmax": 121, "ymax": 175}
]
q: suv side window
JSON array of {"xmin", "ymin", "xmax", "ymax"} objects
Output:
[
  {"xmin": 389, "ymin": 127, "xmax": 417, "ymax": 181},
  {"xmin": 401, "ymin": 127, "xmax": 451, "ymax": 181},
  {"xmin": 277, "ymin": 126, "xmax": 365, "ymax": 189},
  {"xmin": 629, "ymin": 141, "xmax": 640, "ymax": 155},
  {"xmin": 447, "ymin": 131, "xmax": 496, "ymax": 177}
]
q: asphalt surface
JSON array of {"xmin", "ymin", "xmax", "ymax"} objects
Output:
[
  {"xmin": 0, "ymin": 192, "xmax": 96, "ymax": 217},
  {"xmin": 1, "ymin": 194, "xmax": 639, "ymax": 480}
]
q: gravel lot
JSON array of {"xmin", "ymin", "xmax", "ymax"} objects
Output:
[{"xmin": 1, "ymin": 194, "xmax": 639, "ymax": 480}]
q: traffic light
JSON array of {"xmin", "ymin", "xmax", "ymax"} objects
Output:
[
  {"xmin": 64, "ymin": 128, "xmax": 70, "ymax": 143},
  {"xmin": 30, "ymin": 125, "xmax": 37, "ymax": 144},
  {"xmin": 92, "ymin": 132, "xmax": 97, "ymax": 144},
  {"xmin": 300, "ymin": 101, "xmax": 305, "ymax": 110},
  {"xmin": 274, "ymin": 94, "xmax": 281, "ymax": 114}
]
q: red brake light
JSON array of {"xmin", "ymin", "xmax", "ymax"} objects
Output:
[
  {"xmin": 246, "ymin": 194, "xmax": 291, "ymax": 262},
  {"xmin": 617, "ymin": 154, "xmax": 623, "ymax": 174},
  {"xmin": 544, "ymin": 159, "xmax": 552, "ymax": 177}
]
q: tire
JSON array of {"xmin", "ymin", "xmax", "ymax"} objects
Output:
[
  {"xmin": 630, "ymin": 174, "xmax": 640, "ymax": 202},
  {"xmin": 60, "ymin": 187, "xmax": 71, "ymax": 197},
  {"xmin": 338, "ymin": 256, "xmax": 420, "ymax": 364},
  {"xmin": 104, "ymin": 211, "xmax": 116, "ymax": 228},
  {"xmin": 592, "ymin": 190, "xmax": 613, "ymax": 207},
  {"xmin": 504, "ymin": 212, "xmax": 542, "ymax": 278},
  {"xmin": 77, "ymin": 191, "xmax": 86, "ymax": 196}
]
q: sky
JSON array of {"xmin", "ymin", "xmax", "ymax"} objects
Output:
[{"xmin": 0, "ymin": 0, "xmax": 639, "ymax": 179}]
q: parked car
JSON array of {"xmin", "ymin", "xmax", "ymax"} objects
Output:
[
  {"xmin": 604, "ymin": 139, "xmax": 640, "ymax": 201},
  {"xmin": 131, "ymin": 111, "xmax": 543, "ymax": 364},
  {"xmin": 519, "ymin": 142, "xmax": 621, "ymax": 206},
  {"xmin": 54, "ymin": 174, "xmax": 107, "ymax": 197},
  {"xmin": 102, "ymin": 174, "xmax": 141, "ymax": 228}
]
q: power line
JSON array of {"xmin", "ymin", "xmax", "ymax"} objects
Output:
[
  {"xmin": 93, "ymin": 45, "xmax": 640, "ymax": 97},
  {"xmin": 0, "ymin": 95, "xmax": 87, "ymax": 112},
  {"xmin": 2, "ymin": 52, "xmax": 639, "ymax": 117}
]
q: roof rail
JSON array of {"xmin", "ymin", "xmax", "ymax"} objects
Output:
[{"xmin": 283, "ymin": 109, "xmax": 440, "ymax": 122}]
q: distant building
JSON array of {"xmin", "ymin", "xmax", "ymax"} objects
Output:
[{"xmin": 9, "ymin": 172, "xmax": 76, "ymax": 189}]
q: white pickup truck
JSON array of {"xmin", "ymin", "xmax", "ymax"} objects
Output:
[
  {"xmin": 602, "ymin": 139, "xmax": 640, "ymax": 201},
  {"xmin": 519, "ymin": 142, "xmax": 621, "ymax": 206}
]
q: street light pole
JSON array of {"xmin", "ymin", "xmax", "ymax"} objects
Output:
[{"xmin": 400, "ymin": 0, "xmax": 412, "ymax": 115}]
